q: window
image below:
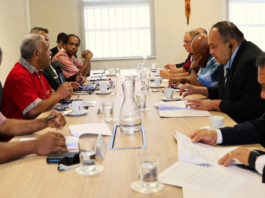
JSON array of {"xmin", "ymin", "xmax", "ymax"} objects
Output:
[
  {"xmin": 80, "ymin": 0, "xmax": 155, "ymax": 60},
  {"xmin": 228, "ymin": 0, "xmax": 265, "ymax": 50}
]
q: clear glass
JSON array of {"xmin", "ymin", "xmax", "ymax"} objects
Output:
[
  {"xmin": 141, "ymin": 77, "xmax": 149, "ymax": 91},
  {"xmin": 109, "ymin": 78, "xmax": 117, "ymax": 94},
  {"xmin": 119, "ymin": 78, "xmax": 142, "ymax": 134},
  {"xmin": 102, "ymin": 101, "xmax": 114, "ymax": 122},
  {"xmin": 138, "ymin": 151, "xmax": 159, "ymax": 189},
  {"xmin": 136, "ymin": 91, "xmax": 146, "ymax": 111},
  {"xmin": 78, "ymin": 138, "xmax": 96, "ymax": 172},
  {"xmin": 107, "ymin": 68, "xmax": 116, "ymax": 76},
  {"xmin": 115, "ymin": 68, "xmax": 121, "ymax": 78}
]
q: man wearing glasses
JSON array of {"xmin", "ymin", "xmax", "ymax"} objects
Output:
[
  {"xmin": 52, "ymin": 34, "xmax": 93, "ymax": 79},
  {"xmin": 161, "ymin": 30, "xmax": 200, "ymax": 79}
]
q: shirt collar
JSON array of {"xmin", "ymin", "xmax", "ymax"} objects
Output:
[
  {"xmin": 224, "ymin": 42, "xmax": 243, "ymax": 70},
  {"xmin": 19, "ymin": 57, "xmax": 39, "ymax": 74}
]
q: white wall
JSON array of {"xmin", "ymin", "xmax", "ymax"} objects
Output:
[{"xmin": 0, "ymin": 0, "xmax": 28, "ymax": 84}]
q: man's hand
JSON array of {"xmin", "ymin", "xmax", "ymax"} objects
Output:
[
  {"xmin": 70, "ymin": 82, "xmax": 80, "ymax": 90},
  {"xmin": 190, "ymin": 56, "xmax": 202, "ymax": 69},
  {"xmin": 33, "ymin": 132, "xmax": 67, "ymax": 155},
  {"xmin": 76, "ymin": 72, "xmax": 85, "ymax": 85},
  {"xmin": 56, "ymin": 82, "xmax": 73, "ymax": 100},
  {"xmin": 218, "ymin": 147, "xmax": 251, "ymax": 167},
  {"xmin": 160, "ymin": 70, "xmax": 173, "ymax": 79},
  {"xmin": 82, "ymin": 50, "xmax": 93, "ymax": 60},
  {"xmin": 46, "ymin": 111, "xmax": 66, "ymax": 130},
  {"xmin": 186, "ymin": 99, "xmax": 214, "ymax": 110},
  {"xmin": 164, "ymin": 63, "xmax": 175, "ymax": 69},
  {"xmin": 169, "ymin": 67, "xmax": 181, "ymax": 74},
  {"xmin": 179, "ymin": 84, "xmax": 196, "ymax": 98},
  {"xmin": 168, "ymin": 79, "xmax": 181, "ymax": 88},
  {"xmin": 188, "ymin": 129, "xmax": 218, "ymax": 146}
]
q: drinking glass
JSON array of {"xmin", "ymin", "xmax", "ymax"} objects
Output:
[
  {"xmin": 102, "ymin": 101, "xmax": 114, "ymax": 122},
  {"xmin": 78, "ymin": 138, "xmax": 96, "ymax": 172}
]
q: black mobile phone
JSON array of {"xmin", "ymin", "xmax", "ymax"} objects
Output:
[{"xmin": 46, "ymin": 152, "xmax": 79, "ymax": 164}]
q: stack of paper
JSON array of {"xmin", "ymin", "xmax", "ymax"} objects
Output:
[
  {"xmin": 157, "ymin": 101, "xmax": 211, "ymax": 117},
  {"xmin": 69, "ymin": 123, "xmax": 112, "ymax": 137},
  {"xmin": 159, "ymin": 132, "xmax": 259, "ymax": 198}
]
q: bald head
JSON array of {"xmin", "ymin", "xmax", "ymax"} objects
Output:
[{"xmin": 191, "ymin": 34, "xmax": 210, "ymax": 67}]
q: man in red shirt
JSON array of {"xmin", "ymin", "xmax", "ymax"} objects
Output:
[
  {"xmin": 161, "ymin": 30, "xmax": 201, "ymax": 79},
  {"xmin": 2, "ymin": 34, "xmax": 73, "ymax": 119}
]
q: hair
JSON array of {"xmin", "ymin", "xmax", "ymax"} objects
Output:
[
  {"xmin": 197, "ymin": 28, "xmax": 208, "ymax": 35},
  {"xmin": 20, "ymin": 34, "xmax": 45, "ymax": 59},
  {"xmin": 211, "ymin": 21, "xmax": 244, "ymax": 44},
  {"xmin": 187, "ymin": 30, "xmax": 201, "ymax": 40},
  {"xmin": 30, "ymin": 27, "xmax": 49, "ymax": 34},
  {"xmin": 0, "ymin": 47, "xmax": 2, "ymax": 56},
  {"xmin": 256, "ymin": 52, "xmax": 265, "ymax": 69},
  {"xmin": 63, "ymin": 34, "xmax": 81, "ymax": 45},
  {"xmin": 57, "ymin": 32, "xmax": 67, "ymax": 43}
]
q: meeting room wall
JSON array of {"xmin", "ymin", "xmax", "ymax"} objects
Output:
[
  {"xmin": 0, "ymin": 0, "xmax": 29, "ymax": 84},
  {"xmin": 29, "ymin": 0, "xmax": 226, "ymax": 70}
]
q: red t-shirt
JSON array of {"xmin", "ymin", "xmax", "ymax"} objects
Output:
[
  {"xmin": 182, "ymin": 53, "xmax": 193, "ymax": 72},
  {"xmin": 2, "ymin": 62, "xmax": 52, "ymax": 119}
]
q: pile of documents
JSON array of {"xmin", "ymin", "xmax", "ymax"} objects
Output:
[
  {"xmin": 157, "ymin": 101, "xmax": 211, "ymax": 117},
  {"xmin": 69, "ymin": 123, "xmax": 112, "ymax": 137},
  {"xmin": 159, "ymin": 132, "xmax": 265, "ymax": 198}
]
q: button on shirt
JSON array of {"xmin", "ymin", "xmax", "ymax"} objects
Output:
[
  {"xmin": 2, "ymin": 57, "xmax": 52, "ymax": 119},
  {"xmin": 52, "ymin": 49, "xmax": 83, "ymax": 78}
]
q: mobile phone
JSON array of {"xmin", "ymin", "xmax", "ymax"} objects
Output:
[
  {"xmin": 46, "ymin": 152, "xmax": 79, "ymax": 164},
  {"xmin": 54, "ymin": 106, "xmax": 66, "ymax": 111}
]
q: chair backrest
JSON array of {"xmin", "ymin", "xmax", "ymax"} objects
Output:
[{"xmin": 0, "ymin": 81, "xmax": 2, "ymax": 112}]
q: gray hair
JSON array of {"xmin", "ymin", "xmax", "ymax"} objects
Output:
[
  {"xmin": 20, "ymin": 34, "xmax": 45, "ymax": 59},
  {"xmin": 197, "ymin": 28, "xmax": 208, "ymax": 35},
  {"xmin": 0, "ymin": 47, "xmax": 2, "ymax": 56},
  {"xmin": 30, "ymin": 27, "xmax": 49, "ymax": 34},
  {"xmin": 186, "ymin": 30, "xmax": 201, "ymax": 40}
]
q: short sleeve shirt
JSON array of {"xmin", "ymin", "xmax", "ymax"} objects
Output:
[
  {"xmin": 52, "ymin": 49, "xmax": 83, "ymax": 78},
  {"xmin": 0, "ymin": 112, "xmax": 6, "ymax": 125},
  {"xmin": 2, "ymin": 57, "xmax": 52, "ymax": 119}
]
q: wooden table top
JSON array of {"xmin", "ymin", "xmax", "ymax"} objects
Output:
[{"xmin": 0, "ymin": 72, "xmax": 263, "ymax": 198}]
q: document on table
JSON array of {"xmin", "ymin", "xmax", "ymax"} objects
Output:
[
  {"xmin": 20, "ymin": 136, "xmax": 79, "ymax": 150},
  {"xmin": 157, "ymin": 101, "xmax": 211, "ymax": 118},
  {"xmin": 177, "ymin": 132, "xmax": 238, "ymax": 166},
  {"xmin": 69, "ymin": 123, "xmax": 112, "ymax": 137},
  {"xmin": 159, "ymin": 161, "xmax": 249, "ymax": 198}
]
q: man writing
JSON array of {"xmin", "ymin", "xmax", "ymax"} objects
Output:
[
  {"xmin": 180, "ymin": 21, "xmax": 265, "ymax": 123},
  {"xmin": 2, "ymin": 34, "xmax": 73, "ymax": 120},
  {"xmin": 168, "ymin": 34, "xmax": 221, "ymax": 87}
]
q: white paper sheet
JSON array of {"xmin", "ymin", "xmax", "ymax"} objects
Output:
[
  {"xmin": 69, "ymin": 123, "xmax": 112, "ymax": 137},
  {"xmin": 20, "ymin": 136, "xmax": 79, "ymax": 150},
  {"xmin": 177, "ymin": 132, "xmax": 238, "ymax": 165},
  {"xmin": 157, "ymin": 101, "xmax": 211, "ymax": 118},
  {"xmin": 159, "ymin": 161, "xmax": 249, "ymax": 198}
]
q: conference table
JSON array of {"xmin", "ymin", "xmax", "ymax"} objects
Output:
[{"xmin": 0, "ymin": 69, "xmax": 264, "ymax": 198}]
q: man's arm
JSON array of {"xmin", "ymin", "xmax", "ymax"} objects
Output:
[
  {"xmin": 79, "ymin": 51, "xmax": 93, "ymax": 77},
  {"xmin": 0, "ymin": 111, "xmax": 66, "ymax": 136},
  {"xmin": 0, "ymin": 132, "xmax": 67, "ymax": 164},
  {"xmin": 26, "ymin": 83, "xmax": 72, "ymax": 118},
  {"xmin": 160, "ymin": 70, "xmax": 189, "ymax": 79},
  {"xmin": 189, "ymin": 69, "xmax": 205, "ymax": 86}
]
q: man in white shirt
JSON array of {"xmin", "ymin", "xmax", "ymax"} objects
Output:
[{"xmin": 187, "ymin": 52, "xmax": 265, "ymax": 181}]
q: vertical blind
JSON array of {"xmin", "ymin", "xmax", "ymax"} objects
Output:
[
  {"xmin": 81, "ymin": 0, "xmax": 154, "ymax": 59},
  {"xmin": 229, "ymin": 0, "xmax": 265, "ymax": 50}
]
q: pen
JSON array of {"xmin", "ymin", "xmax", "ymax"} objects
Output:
[
  {"xmin": 46, "ymin": 115, "xmax": 58, "ymax": 120},
  {"xmin": 93, "ymin": 72, "xmax": 103, "ymax": 75}
]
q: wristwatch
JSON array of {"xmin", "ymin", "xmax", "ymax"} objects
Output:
[
  {"xmin": 248, "ymin": 150, "xmax": 262, "ymax": 169},
  {"xmin": 188, "ymin": 67, "xmax": 198, "ymax": 75}
]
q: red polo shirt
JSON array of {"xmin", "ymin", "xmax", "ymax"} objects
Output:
[{"xmin": 2, "ymin": 59, "xmax": 52, "ymax": 120}]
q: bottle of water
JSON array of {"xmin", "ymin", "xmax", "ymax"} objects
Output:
[
  {"xmin": 142, "ymin": 54, "xmax": 151, "ymax": 78},
  {"xmin": 119, "ymin": 77, "xmax": 142, "ymax": 134}
]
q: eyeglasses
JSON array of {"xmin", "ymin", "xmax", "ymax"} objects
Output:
[
  {"xmin": 183, "ymin": 39, "xmax": 193, "ymax": 45},
  {"xmin": 67, "ymin": 42, "xmax": 80, "ymax": 47}
]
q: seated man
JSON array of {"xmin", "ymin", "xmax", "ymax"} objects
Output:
[
  {"xmin": 162, "ymin": 30, "xmax": 200, "ymax": 77},
  {"xmin": 0, "ymin": 110, "xmax": 67, "ymax": 163},
  {"xmin": 52, "ymin": 34, "xmax": 93, "ymax": 79},
  {"xmin": 168, "ymin": 34, "xmax": 221, "ymax": 87},
  {"xmin": 179, "ymin": 21, "xmax": 265, "ymax": 123},
  {"xmin": 30, "ymin": 27, "xmax": 83, "ymax": 91},
  {"xmin": 2, "ymin": 34, "xmax": 73, "ymax": 120},
  {"xmin": 50, "ymin": 32, "xmax": 67, "ymax": 60},
  {"xmin": 188, "ymin": 53, "xmax": 265, "ymax": 181}
]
